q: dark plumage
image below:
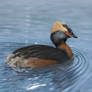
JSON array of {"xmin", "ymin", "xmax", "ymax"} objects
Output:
[{"xmin": 13, "ymin": 45, "xmax": 70, "ymax": 62}]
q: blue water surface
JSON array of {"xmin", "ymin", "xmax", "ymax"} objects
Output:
[{"xmin": 0, "ymin": 0, "xmax": 92, "ymax": 92}]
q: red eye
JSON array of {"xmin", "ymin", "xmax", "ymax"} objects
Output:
[
  {"xmin": 64, "ymin": 31, "xmax": 67, "ymax": 34},
  {"xmin": 64, "ymin": 31, "xmax": 71, "ymax": 36}
]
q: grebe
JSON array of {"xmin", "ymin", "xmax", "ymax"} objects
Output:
[{"xmin": 6, "ymin": 22, "xmax": 77, "ymax": 68}]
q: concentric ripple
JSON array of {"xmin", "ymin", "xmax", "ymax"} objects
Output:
[
  {"xmin": 51, "ymin": 47, "xmax": 89, "ymax": 91},
  {"xmin": 70, "ymin": 48, "xmax": 89, "ymax": 79}
]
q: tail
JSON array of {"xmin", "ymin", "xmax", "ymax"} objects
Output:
[{"xmin": 6, "ymin": 54, "xmax": 17, "ymax": 67}]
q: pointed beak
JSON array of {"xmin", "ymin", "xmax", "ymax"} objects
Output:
[{"xmin": 71, "ymin": 32, "xmax": 78, "ymax": 38}]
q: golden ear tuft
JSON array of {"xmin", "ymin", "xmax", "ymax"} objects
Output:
[
  {"xmin": 51, "ymin": 21, "xmax": 68, "ymax": 33},
  {"xmin": 61, "ymin": 22, "xmax": 66, "ymax": 25},
  {"xmin": 54, "ymin": 21, "xmax": 61, "ymax": 25},
  {"xmin": 53, "ymin": 21, "xmax": 61, "ymax": 27}
]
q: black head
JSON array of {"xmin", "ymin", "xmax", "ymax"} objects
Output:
[{"xmin": 50, "ymin": 22, "xmax": 78, "ymax": 47}]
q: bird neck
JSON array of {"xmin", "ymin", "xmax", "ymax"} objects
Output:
[{"xmin": 57, "ymin": 41, "xmax": 73, "ymax": 58}]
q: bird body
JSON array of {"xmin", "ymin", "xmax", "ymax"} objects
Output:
[
  {"xmin": 6, "ymin": 22, "xmax": 77, "ymax": 68},
  {"xmin": 6, "ymin": 45, "xmax": 71, "ymax": 68}
]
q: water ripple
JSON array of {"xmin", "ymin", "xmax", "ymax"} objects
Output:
[{"xmin": 52, "ymin": 48, "xmax": 89, "ymax": 91}]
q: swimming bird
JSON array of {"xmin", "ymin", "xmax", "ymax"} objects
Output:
[{"xmin": 6, "ymin": 22, "xmax": 77, "ymax": 68}]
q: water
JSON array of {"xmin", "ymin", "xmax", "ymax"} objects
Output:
[{"xmin": 0, "ymin": 0, "xmax": 92, "ymax": 92}]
